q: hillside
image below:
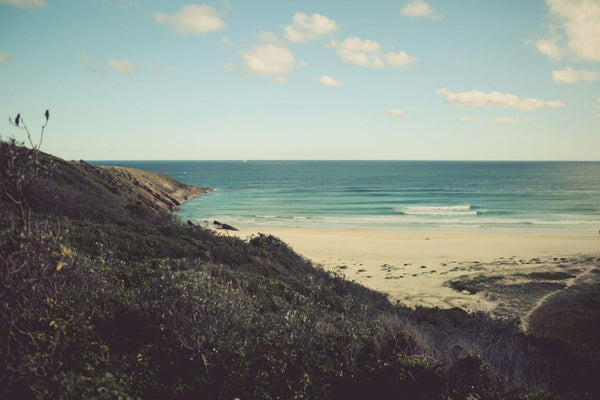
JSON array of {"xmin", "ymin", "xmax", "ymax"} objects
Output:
[
  {"xmin": 1, "ymin": 143, "xmax": 598, "ymax": 400},
  {"xmin": 77, "ymin": 162, "xmax": 210, "ymax": 212},
  {"xmin": 22, "ymin": 152, "xmax": 210, "ymax": 224}
]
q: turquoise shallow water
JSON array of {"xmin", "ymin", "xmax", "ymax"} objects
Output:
[{"xmin": 97, "ymin": 161, "xmax": 600, "ymax": 235}]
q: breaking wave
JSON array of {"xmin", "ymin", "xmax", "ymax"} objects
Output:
[{"xmin": 395, "ymin": 205, "xmax": 477, "ymax": 216}]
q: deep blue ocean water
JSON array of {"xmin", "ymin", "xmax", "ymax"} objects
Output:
[{"xmin": 96, "ymin": 161, "xmax": 600, "ymax": 235}]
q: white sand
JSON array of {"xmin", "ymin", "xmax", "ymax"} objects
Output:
[{"xmin": 233, "ymin": 229, "xmax": 600, "ymax": 311}]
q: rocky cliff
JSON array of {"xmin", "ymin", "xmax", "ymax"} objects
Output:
[
  {"xmin": 78, "ymin": 162, "xmax": 211, "ymax": 213},
  {"xmin": 23, "ymin": 151, "xmax": 211, "ymax": 224}
]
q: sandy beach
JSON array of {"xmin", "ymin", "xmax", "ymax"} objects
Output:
[{"xmin": 232, "ymin": 229, "xmax": 600, "ymax": 320}]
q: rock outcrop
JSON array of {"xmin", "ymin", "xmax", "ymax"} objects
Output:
[
  {"xmin": 25, "ymin": 152, "xmax": 211, "ymax": 223},
  {"xmin": 89, "ymin": 164, "xmax": 211, "ymax": 212}
]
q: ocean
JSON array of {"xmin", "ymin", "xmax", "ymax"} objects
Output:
[{"xmin": 96, "ymin": 161, "xmax": 600, "ymax": 235}]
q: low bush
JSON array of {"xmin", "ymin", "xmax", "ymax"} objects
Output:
[
  {"xmin": 2, "ymin": 140, "xmax": 598, "ymax": 399},
  {"xmin": 445, "ymin": 274, "xmax": 504, "ymax": 294}
]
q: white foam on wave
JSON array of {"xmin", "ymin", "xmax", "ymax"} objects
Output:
[
  {"xmin": 396, "ymin": 205, "xmax": 477, "ymax": 216},
  {"xmin": 311, "ymin": 215, "xmax": 600, "ymax": 227},
  {"xmin": 189, "ymin": 210, "xmax": 600, "ymax": 232}
]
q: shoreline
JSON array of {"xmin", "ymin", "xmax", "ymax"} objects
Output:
[{"xmin": 230, "ymin": 229, "xmax": 600, "ymax": 321}]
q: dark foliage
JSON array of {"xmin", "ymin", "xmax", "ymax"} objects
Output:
[{"xmin": 1, "ymin": 141, "xmax": 597, "ymax": 399}]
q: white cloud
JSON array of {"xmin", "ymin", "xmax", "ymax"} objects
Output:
[
  {"xmin": 150, "ymin": 63, "xmax": 163, "ymax": 70},
  {"xmin": 284, "ymin": 13, "xmax": 337, "ymax": 43},
  {"xmin": 108, "ymin": 59, "xmax": 136, "ymax": 75},
  {"xmin": 490, "ymin": 117, "xmax": 532, "ymax": 124},
  {"xmin": 77, "ymin": 54, "xmax": 91, "ymax": 62},
  {"xmin": 399, "ymin": 0, "xmax": 440, "ymax": 19},
  {"xmin": 318, "ymin": 75, "xmax": 344, "ymax": 87},
  {"xmin": 436, "ymin": 88, "xmax": 566, "ymax": 110},
  {"xmin": 242, "ymin": 43, "xmax": 297, "ymax": 79},
  {"xmin": 533, "ymin": 38, "xmax": 565, "ymax": 61},
  {"xmin": 272, "ymin": 76, "xmax": 288, "ymax": 84},
  {"xmin": 256, "ymin": 31, "xmax": 281, "ymax": 44},
  {"xmin": 333, "ymin": 37, "xmax": 383, "ymax": 68},
  {"xmin": 458, "ymin": 116, "xmax": 476, "ymax": 122},
  {"xmin": 221, "ymin": 36, "xmax": 233, "ymax": 46},
  {"xmin": 387, "ymin": 109, "xmax": 406, "ymax": 116},
  {"xmin": 0, "ymin": 51, "xmax": 11, "ymax": 64},
  {"xmin": 536, "ymin": 0, "xmax": 600, "ymax": 61},
  {"xmin": 0, "ymin": 0, "xmax": 46, "ymax": 9},
  {"xmin": 386, "ymin": 51, "xmax": 418, "ymax": 68},
  {"xmin": 331, "ymin": 37, "xmax": 417, "ymax": 69},
  {"xmin": 223, "ymin": 63, "xmax": 236, "ymax": 72},
  {"xmin": 155, "ymin": 5, "xmax": 225, "ymax": 35},
  {"xmin": 552, "ymin": 66, "xmax": 600, "ymax": 83}
]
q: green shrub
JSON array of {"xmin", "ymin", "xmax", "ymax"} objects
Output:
[
  {"xmin": 445, "ymin": 275, "xmax": 503, "ymax": 294},
  {"xmin": 525, "ymin": 271, "xmax": 575, "ymax": 281},
  {"xmin": 3, "ymin": 137, "xmax": 599, "ymax": 399}
]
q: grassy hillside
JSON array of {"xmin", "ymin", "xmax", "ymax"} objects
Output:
[{"xmin": 1, "ymin": 142, "xmax": 598, "ymax": 399}]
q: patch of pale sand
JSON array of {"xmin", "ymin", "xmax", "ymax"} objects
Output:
[{"xmin": 234, "ymin": 230, "xmax": 600, "ymax": 311}]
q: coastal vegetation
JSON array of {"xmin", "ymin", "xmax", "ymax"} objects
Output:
[{"xmin": 1, "ymin": 121, "xmax": 598, "ymax": 399}]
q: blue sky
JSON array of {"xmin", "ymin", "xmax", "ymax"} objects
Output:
[{"xmin": 1, "ymin": 0, "xmax": 599, "ymax": 160}]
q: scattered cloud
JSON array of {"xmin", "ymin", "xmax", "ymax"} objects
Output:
[
  {"xmin": 242, "ymin": 43, "xmax": 297, "ymax": 80},
  {"xmin": 155, "ymin": 5, "xmax": 225, "ymax": 35},
  {"xmin": 331, "ymin": 37, "xmax": 417, "ymax": 69},
  {"xmin": 535, "ymin": 0, "xmax": 600, "ymax": 61},
  {"xmin": 458, "ymin": 116, "xmax": 476, "ymax": 122},
  {"xmin": 318, "ymin": 74, "xmax": 344, "ymax": 87},
  {"xmin": 490, "ymin": 117, "xmax": 532, "ymax": 124},
  {"xmin": 0, "ymin": 0, "xmax": 46, "ymax": 9},
  {"xmin": 387, "ymin": 109, "xmax": 406, "ymax": 116},
  {"xmin": 399, "ymin": 0, "xmax": 440, "ymax": 19},
  {"xmin": 221, "ymin": 36, "xmax": 233, "ymax": 46},
  {"xmin": 88, "ymin": 0, "xmax": 140, "ymax": 9},
  {"xmin": 223, "ymin": 63, "xmax": 236, "ymax": 72},
  {"xmin": 76, "ymin": 55, "xmax": 107, "ymax": 74},
  {"xmin": 0, "ymin": 51, "xmax": 11, "ymax": 64},
  {"xmin": 386, "ymin": 51, "xmax": 418, "ymax": 68},
  {"xmin": 256, "ymin": 31, "xmax": 282, "ymax": 44},
  {"xmin": 108, "ymin": 59, "xmax": 136, "ymax": 75},
  {"xmin": 272, "ymin": 76, "xmax": 288, "ymax": 84},
  {"xmin": 150, "ymin": 63, "xmax": 163, "ymax": 70},
  {"xmin": 77, "ymin": 56, "xmax": 106, "ymax": 74},
  {"xmin": 532, "ymin": 38, "xmax": 565, "ymax": 61},
  {"xmin": 284, "ymin": 13, "xmax": 337, "ymax": 43},
  {"xmin": 436, "ymin": 88, "xmax": 566, "ymax": 110},
  {"xmin": 239, "ymin": 32, "xmax": 303, "ymax": 82},
  {"xmin": 552, "ymin": 66, "xmax": 600, "ymax": 83}
]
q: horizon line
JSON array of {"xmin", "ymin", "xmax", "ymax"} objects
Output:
[{"xmin": 87, "ymin": 159, "xmax": 600, "ymax": 163}]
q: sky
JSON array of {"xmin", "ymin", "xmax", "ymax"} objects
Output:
[{"xmin": 0, "ymin": 0, "xmax": 599, "ymax": 160}]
